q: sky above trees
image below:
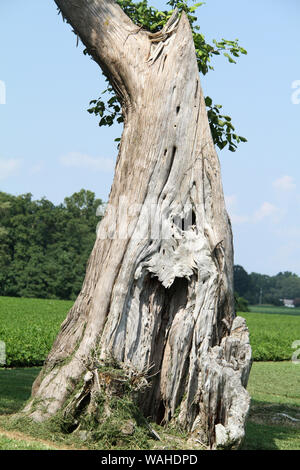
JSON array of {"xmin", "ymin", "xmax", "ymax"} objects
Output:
[{"xmin": 0, "ymin": 0, "xmax": 299, "ymax": 276}]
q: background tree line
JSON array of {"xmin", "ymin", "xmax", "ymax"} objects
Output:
[
  {"xmin": 1, "ymin": 189, "xmax": 300, "ymax": 304},
  {"xmin": 234, "ymin": 265, "xmax": 300, "ymax": 307},
  {"xmin": 0, "ymin": 189, "xmax": 102, "ymax": 300}
]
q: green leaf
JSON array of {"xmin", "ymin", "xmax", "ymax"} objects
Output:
[{"xmin": 86, "ymin": 0, "xmax": 247, "ymax": 152}]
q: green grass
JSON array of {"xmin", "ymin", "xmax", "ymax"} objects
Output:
[
  {"xmin": 1, "ymin": 296, "xmax": 300, "ymax": 366},
  {"xmin": 0, "ymin": 367, "xmax": 41, "ymax": 415},
  {"xmin": 249, "ymin": 304, "xmax": 300, "ymax": 316},
  {"xmin": 0, "ymin": 368, "xmax": 200, "ymax": 451},
  {"xmin": 0, "ymin": 296, "xmax": 72, "ymax": 366},
  {"xmin": 242, "ymin": 361, "xmax": 300, "ymax": 450},
  {"xmin": 0, "ymin": 434, "xmax": 56, "ymax": 450},
  {"xmin": 239, "ymin": 311, "xmax": 300, "ymax": 361},
  {"xmin": 242, "ymin": 421, "xmax": 300, "ymax": 450},
  {"xmin": 0, "ymin": 363, "xmax": 299, "ymax": 450},
  {"xmin": 247, "ymin": 361, "xmax": 300, "ymax": 406},
  {"xmin": 0, "ymin": 297, "xmax": 300, "ymax": 449}
]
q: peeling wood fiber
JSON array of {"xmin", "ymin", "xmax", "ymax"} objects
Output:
[{"xmin": 26, "ymin": 1, "xmax": 252, "ymax": 449}]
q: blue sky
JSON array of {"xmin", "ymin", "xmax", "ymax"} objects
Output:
[{"xmin": 0, "ymin": 0, "xmax": 299, "ymax": 276}]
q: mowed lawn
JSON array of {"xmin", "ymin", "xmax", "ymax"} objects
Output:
[
  {"xmin": 243, "ymin": 361, "xmax": 300, "ymax": 450},
  {"xmin": 0, "ymin": 367, "xmax": 41, "ymax": 415},
  {"xmin": 0, "ymin": 362, "xmax": 299, "ymax": 450},
  {"xmin": 0, "ymin": 297, "xmax": 300, "ymax": 449}
]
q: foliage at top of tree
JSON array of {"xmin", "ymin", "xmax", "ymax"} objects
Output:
[{"xmin": 86, "ymin": 0, "xmax": 247, "ymax": 152}]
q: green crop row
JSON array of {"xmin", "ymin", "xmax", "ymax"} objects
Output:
[
  {"xmin": 240, "ymin": 312, "xmax": 300, "ymax": 361},
  {"xmin": 249, "ymin": 304, "xmax": 300, "ymax": 316},
  {"xmin": 0, "ymin": 296, "xmax": 72, "ymax": 367},
  {"xmin": 0, "ymin": 296, "xmax": 300, "ymax": 366}
]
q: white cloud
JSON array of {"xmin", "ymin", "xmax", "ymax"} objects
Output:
[
  {"xmin": 272, "ymin": 175, "xmax": 296, "ymax": 191},
  {"xmin": 60, "ymin": 152, "xmax": 114, "ymax": 172},
  {"xmin": 253, "ymin": 202, "xmax": 279, "ymax": 222},
  {"xmin": 0, "ymin": 158, "xmax": 22, "ymax": 180},
  {"xmin": 226, "ymin": 197, "xmax": 283, "ymax": 225}
]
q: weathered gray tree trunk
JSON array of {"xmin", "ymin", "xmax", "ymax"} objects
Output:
[{"xmin": 24, "ymin": 0, "xmax": 252, "ymax": 449}]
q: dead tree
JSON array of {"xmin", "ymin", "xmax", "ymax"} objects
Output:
[{"xmin": 24, "ymin": 0, "xmax": 252, "ymax": 449}]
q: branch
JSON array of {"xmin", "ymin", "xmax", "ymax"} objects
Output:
[{"xmin": 54, "ymin": 0, "xmax": 148, "ymax": 102}]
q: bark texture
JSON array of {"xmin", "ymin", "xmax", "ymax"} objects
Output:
[{"xmin": 24, "ymin": 0, "xmax": 252, "ymax": 449}]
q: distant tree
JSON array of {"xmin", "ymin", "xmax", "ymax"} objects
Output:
[
  {"xmin": 275, "ymin": 273, "xmax": 300, "ymax": 300},
  {"xmin": 234, "ymin": 293, "xmax": 249, "ymax": 312},
  {"xmin": 0, "ymin": 190, "xmax": 103, "ymax": 300},
  {"xmin": 233, "ymin": 265, "xmax": 251, "ymax": 298},
  {"xmin": 293, "ymin": 298, "xmax": 300, "ymax": 308},
  {"xmin": 0, "ymin": 200, "xmax": 11, "ymax": 293},
  {"xmin": 241, "ymin": 270, "xmax": 300, "ymax": 306}
]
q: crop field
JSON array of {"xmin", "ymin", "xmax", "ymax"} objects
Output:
[
  {"xmin": 249, "ymin": 305, "xmax": 300, "ymax": 316},
  {"xmin": 1, "ymin": 296, "xmax": 300, "ymax": 366},
  {"xmin": 241, "ymin": 310, "xmax": 300, "ymax": 361},
  {"xmin": 0, "ymin": 296, "xmax": 72, "ymax": 367},
  {"xmin": 0, "ymin": 297, "xmax": 299, "ymax": 450},
  {"xmin": 0, "ymin": 362, "xmax": 299, "ymax": 450}
]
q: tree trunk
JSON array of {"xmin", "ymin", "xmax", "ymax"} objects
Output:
[{"xmin": 24, "ymin": 0, "xmax": 252, "ymax": 449}]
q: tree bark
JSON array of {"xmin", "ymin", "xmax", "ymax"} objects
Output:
[{"xmin": 24, "ymin": 0, "xmax": 252, "ymax": 449}]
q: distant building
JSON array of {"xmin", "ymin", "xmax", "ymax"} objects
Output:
[{"xmin": 281, "ymin": 299, "xmax": 295, "ymax": 308}]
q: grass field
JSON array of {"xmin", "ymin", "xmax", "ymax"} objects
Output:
[
  {"xmin": 1, "ymin": 297, "xmax": 300, "ymax": 365},
  {"xmin": 0, "ymin": 362, "xmax": 299, "ymax": 450},
  {"xmin": 241, "ymin": 310, "xmax": 300, "ymax": 361},
  {"xmin": 0, "ymin": 297, "xmax": 300, "ymax": 449},
  {"xmin": 249, "ymin": 304, "xmax": 300, "ymax": 316},
  {"xmin": 0, "ymin": 434, "xmax": 58, "ymax": 450},
  {"xmin": 0, "ymin": 296, "xmax": 72, "ymax": 366},
  {"xmin": 242, "ymin": 362, "xmax": 300, "ymax": 450},
  {"xmin": 0, "ymin": 367, "xmax": 41, "ymax": 415}
]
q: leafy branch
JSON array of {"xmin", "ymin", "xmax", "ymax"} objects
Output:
[{"xmin": 87, "ymin": 0, "xmax": 247, "ymax": 152}]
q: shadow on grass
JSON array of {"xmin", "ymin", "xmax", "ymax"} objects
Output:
[
  {"xmin": 0, "ymin": 367, "xmax": 41, "ymax": 414},
  {"xmin": 1, "ymin": 369, "xmax": 299, "ymax": 450},
  {"xmin": 242, "ymin": 399, "xmax": 300, "ymax": 450},
  {"xmin": 242, "ymin": 420, "xmax": 300, "ymax": 450}
]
